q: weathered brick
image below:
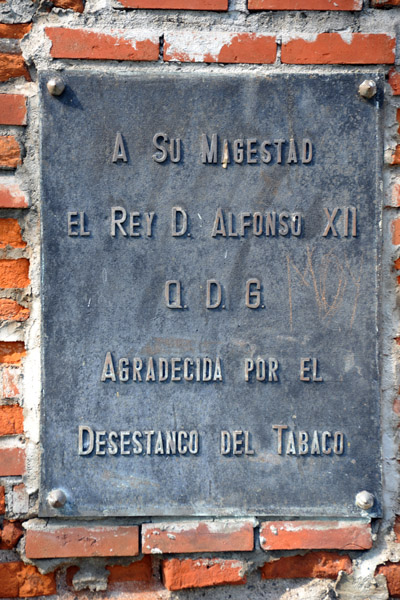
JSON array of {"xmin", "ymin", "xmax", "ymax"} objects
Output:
[
  {"xmin": 0, "ymin": 562, "xmax": 20, "ymax": 597},
  {"xmin": 391, "ymin": 145, "xmax": 400, "ymax": 165},
  {"xmin": 260, "ymin": 521, "xmax": 372, "ymax": 550},
  {"xmin": 12, "ymin": 482, "xmax": 28, "ymax": 514},
  {"xmin": 0, "ymin": 259, "xmax": 30, "ymax": 288},
  {"xmin": 0, "ymin": 299, "xmax": 29, "ymax": 323},
  {"xmin": 52, "ymin": 0, "xmax": 84, "ymax": 12},
  {"xmin": 0, "ymin": 520, "xmax": 23, "ymax": 549},
  {"xmin": 107, "ymin": 556, "xmax": 153, "ymax": 583},
  {"xmin": 25, "ymin": 526, "xmax": 140, "ymax": 558},
  {"xmin": 392, "ymin": 218, "xmax": 400, "ymax": 244},
  {"xmin": 164, "ymin": 32, "xmax": 276, "ymax": 63},
  {"xmin": 0, "ymin": 448, "xmax": 24, "ymax": 475},
  {"xmin": 116, "ymin": 0, "xmax": 227, "ymax": 8},
  {"xmin": 0, "ymin": 405, "xmax": 23, "ymax": 435},
  {"xmin": 392, "ymin": 181, "xmax": 400, "ymax": 206},
  {"xmin": 0, "ymin": 342, "xmax": 25, "ymax": 365},
  {"xmin": 0, "ymin": 24, "xmax": 31, "ymax": 39},
  {"xmin": 3, "ymin": 368, "xmax": 20, "ymax": 397},
  {"xmin": 0, "ymin": 184, "xmax": 28, "ymax": 208},
  {"xmin": 0, "ymin": 137, "xmax": 21, "ymax": 169},
  {"xmin": 142, "ymin": 520, "xmax": 254, "ymax": 554},
  {"xmin": 249, "ymin": 0, "xmax": 361, "ymax": 8},
  {"xmin": 0, "ymin": 219, "xmax": 26, "ymax": 249},
  {"xmin": 0, "ymin": 95, "xmax": 26, "ymax": 125},
  {"xmin": 0, "ymin": 485, "xmax": 5, "ymax": 514},
  {"xmin": 162, "ymin": 558, "xmax": 246, "ymax": 591},
  {"xmin": 0, "ymin": 54, "xmax": 30, "ymax": 82},
  {"xmin": 389, "ymin": 69, "xmax": 400, "ymax": 95},
  {"xmin": 0, "ymin": 562, "xmax": 55, "ymax": 598},
  {"xmin": 46, "ymin": 28, "xmax": 159, "ymax": 61},
  {"xmin": 371, "ymin": 0, "xmax": 400, "ymax": 5},
  {"xmin": 376, "ymin": 562, "xmax": 400, "ymax": 596},
  {"xmin": 260, "ymin": 552, "xmax": 352, "ymax": 580},
  {"xmin": 281, "ymin": 33, "xmax": 395, "ymax": 64}
]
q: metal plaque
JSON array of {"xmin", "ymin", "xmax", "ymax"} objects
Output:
[{"xmin": 39, "ymin": 72, "xmax": 382, "ymax": 517}]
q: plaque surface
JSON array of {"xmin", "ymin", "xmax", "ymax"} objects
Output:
[{"xmin": 39, "ymin": 72, "xmax": 382, "ymax": 517}]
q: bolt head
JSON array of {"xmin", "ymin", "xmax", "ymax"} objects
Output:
[
  {"xmin": 47, "ymin": 77, "xmax": 65, "ymax": 97},
  {"xmin": 358, "ymin": 79, "xmax": 377, "ymax": 99},
  {"xmin": 355, "ymin": 490, "xmax": 375, "ymax": 510},
  {"xmin": 47, "ymin": 488, "xmax": 67, "ymax": 508}
]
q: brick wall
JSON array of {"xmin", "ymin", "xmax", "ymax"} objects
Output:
[{"xmin": 0, "ymin": 0, "xmax": 399, "ymax": 598}]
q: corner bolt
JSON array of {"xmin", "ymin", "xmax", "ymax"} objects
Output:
[
  {"xmin": 355, "ymin": 490, "xmax": 375, "ymax": 510},
  {"xmin": 358, "ymin": 80, "xmax": 377, "ymax": 99},
  {"xmin": 47, "ymin": 488, "xmax": 67, "ymax": 508},
  {"xmin": 47, "ymin": 77, "xmax": 65, "ymax": 97}
]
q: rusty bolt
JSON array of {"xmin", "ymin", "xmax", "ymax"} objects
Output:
[
  {"xmin": 355, "ymin": 490, "xmax": 375, "ymax": 510},
  {"xmin": 47, "ymin": 77, "xmax": 65, "ymax": 97},
  {"xmin": 47, "ymin": 488, "xmax": 67, "ymax": 508},
  {"xmin": 358, "ymin": 80, "xmax": 377, "ymax": 99}
]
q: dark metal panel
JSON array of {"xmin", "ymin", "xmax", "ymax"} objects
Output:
[{"xmin": 39, "ymin": 71, "xmax": 382, "ymax": 517}]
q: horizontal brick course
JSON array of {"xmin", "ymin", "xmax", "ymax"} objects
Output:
[
  {"xmin": 281, "ymin": 33, "xmax": 395, "ymax": 64},
  {"xmin": 260, "ymin": 521, "xmax": 372, "ymax": 550},
  {"xmin": 0, "ymin": 448, "xmax": 24, "ymax": 475},
  {"xmin": 260, "ymin": 552, "xmax": 352, "ymax": 579},
  {"xmin": 116, "ymin": 0, "xmax": 227, "ymax": 8},
  {"xmin": 0, "ymin": 137, "xmax": 21, "ymax": 169},
  {"xmin": 0, "ymin": 259, "xmax": 30, "ymax": 289},
  {"xmin": 0, "ymin": 54, "xmax": 30, "ymax": 82},
  {"xmin": 107, "ymin": 556, "xmax": 153, "ymax": 583},
  {"xmin": 0, "ymin": 405, "xmax": 23, "ymax": 435},
  {"xmin": 51, "ymin": 0, "xmax": 85, "ymax": 11},
  {"xmin": 0, "ymin": 342, "xmax": 26, "ymax": 365},
  {"xmin": 25, "ymin": 526, "xmax": 140, "ymax": 558},
  {"xmin": 0, "ymin": 219, "xmax": 26, "ymax": 249},
  {"xmin": 249, "ymin": 0, "xmax": 361, "ymax": 8},
  {"xmin": 0, "ymin": 95, "xmax": 26, "ymax": 125},
  {"xmin": 162, "ymin": 558, "xmax": 246, "ymax": 590},
  {"xmin": 46, "ymin": 28, "xmax": 159, "ymax": 61},
  {"xmin": 0, "ymin": 24, "xmax": 31, "ymax": 39},
  {"xmin": 0, "ymin": 299, "xmax": 29, "ymax": 322},
  {"xmin": 164, "ymin": 32, "xmax": 276, "ymax": 63},
  {"xmin": 0, "ymin": 562, "xmax": 56, "ymax": 598},
  {"xmin": 0, "ymin": 183, "xmax": 28, "ymax": 208},
  {"xmin": 142, "ymin": 520, "xmax": 254, "ymax": 554}
]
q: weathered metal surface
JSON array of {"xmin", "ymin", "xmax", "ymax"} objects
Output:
[{"xmin": 39, "ymin": 72, "xmax": 382, "ymax": 517}]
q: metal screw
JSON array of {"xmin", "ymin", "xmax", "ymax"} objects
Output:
[
  {"xmin": 47, "ymin": 77, "xmax": 65, "ymax": 97},
  {"xmin": 355, "ymin": 490, "xmax": 375, "ymax": 510},
  {"xmin": 47, "ymin": 488, "xmax": 67, "ymax": 508},
  {"xmin": 358, "ymin": 80, "xmax": 377, "ymax": 99}
]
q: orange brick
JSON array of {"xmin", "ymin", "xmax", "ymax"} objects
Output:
[
  {"xmin": 107, "ymin": 556, "xmax": 153, "ymax": 583},
  {"xmin": 18, "ymin": 564, "xmax": 56, "ymax": 597},
  {"xmin": 376, "ymin": 562, "xmax": 400, "ymax": 597},
  {"xmin": 0, "ymin": 520, "xmax": 23, "ymax": 549},
  {"xmin": 162, "ymin": 558, "xmax": 246, "ymax": 591},
  {"xmin": 249, "ymin": 0, "xmax": 361, "ymax": 7},
  {"xmin": 25, "ymin": 526, "xmax": 140, "ymax": 559},
  {"xmin": 392, "ymin": 219, "xmax": 400, "ymax": 244},
  {"xmin": 0, "ymin": 448, "xmax": 24, "ymax": 475},
  {"xmin": 52, "ymin": 0, "xmax": 84, "ymax": 11},
  {"xmin": 0, "ymin": 184, "xmax": 28, "ymax": 208},
  {"xmin": 0, "ymin": 299, "xmax": 29, "ymax": 322},
  {"xmin": 260, "ymin": 521, "xmax": 372, "ymax": 550},
  {"xmin": 0, "ymin": 95, "xmax": 26, "ymax": 125},
  {"xmin": 0, "ymin": 562, "xmax": 20, "ymax": 597},
  {"xmin": 3, "ymin": 368, "xmax": 20, "ymax": 397},
  {"xmin": 281, "ymin": 33, "xmax": 395, "ymax": 64},
  {"xmin": 0, "ymin": 485, "xmax": 5, "ymax": 514},
  {"xmin": 0, "ymin": 54, "xmax": 30, "ymax": 82},
  {"xmin": 0, "ymin": 219, "xmax": 26, "ymax": 249},
  {"xmin": 116, "ymin": 0, "xmax": 227, "ymax": 7},
  {"xmin": 164, "ymin": 32, "xmax": 276, "ymax": 63},
  {"xmin": 0, "ymin": 405, "xmax": 23, "ymax": 435},
  {"xmin": 142, "ymin": 520, "xmax": 254, "ymax": 554},
  {"xmin": 0, "ymin": 259, "xmax": 29, "ymax": 288},
  {"xmin": 0, "ymin": 24, "xmax": 31, "ymax": 39},
  {"xmin": 0, "ymin": 342, "xmax": 25, "ymax": 365},
  {"xmin": 46, "ymin": 28, "xmax": 159, "ymax": 61},
  {"xmin": 0, "ymin": 137, "xmax": 21, "ymax": 169},
  {"xmin": 260, "ymin": 552, "xmax": 352, "ymax": 580}
]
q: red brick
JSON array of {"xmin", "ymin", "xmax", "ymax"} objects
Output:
[
  {"xmin": 0, "ymin": 95, "xmax": 26, "ymax": 125},
  {"xmin": 0, "ymin": 562, "xmax": 21, "ymax": 597},
  {"xmin": 394, "ymin": 515, "xmax": 400, "ymax": 541},
  {"xmin": 0, "ymin": 485, "xmax": 5, "ymax": 514},
  {"xmin": 25, "ymin": 526, "xmax": 140, "ymax": 558},
  {"xmin": 249, "ymin": 0, "xmax": 361, "ymax": 7},
  {"xmin": 52, "ymin": 0, "xmax": 84, "ymax": 11},
  {"xmin": 261, "ymin": 552, "xmax": 352, "ymax": 580},
  {"xmin": 116, "ymin": 0, "xmax": 227, "ymax": 8},
  {"xmin": 164, "ymin": 32, "xmax": 276, "ymax": 63},
  {"xmin": 392, "ymin": 145, "xmax": 400, "ymax": 165},
  {"xmin": 0, "ymin": 137, "xmax": 21, "ymax": 169},
  {"xmin": 3, "ymin": 368, "xmax": 20, "ymax": 397},
  {"xmin": 392, "ymin": 181, "xmax": 400, "ymax": 206},
  {"xmin": 0, "ymin": 219, "xmax": 26, "ymax": 249},
  {"xmin": 0, "ymin": 448, "xmax": 24, "ymax": 475},
  {"xmin": 0, "ymin": 299, "xmax": 29, "ymax": 322},
  {"xmin": 0, "ymin": 259, "xmax": 30, "ymax": 288},
  {"xmin": 46, "ymin": 28, "xmax": 159, "ymax": 61},
  {"xmin": 281, "ymin": 33, "xmax": 395, "ymax": 64},
  {"xmin": 0, "ymin": 24, "xmax": 31, "ymax": 39},
  {"xmin": 107, "ymin": 556, "xmax": 153, "ymax": 583},
  {"xmin": 0, "ymin": 342, "xmax": 25, "ymax": 365},
  {"xmin": 260, "ymin": 521, "xmax": 372, "ymax": 551},
  {"xmin": 392, "ymin": 218, "xmax": 400, "ymax": 244},
  {"xmin": 389, "ymin": 69, "xmax": 400, "ymax": 95},
  {"xmin": 17, "ymin": 564, "xmax": 57, "ymax": 597},
  {"xmin": 162, "ymin": 558, "xmax": 246, "ymax": 591},
  {"xmin": 0, "ymin": 54, "xmax": 30, "ymax": 82},
  {"xmin": 0, "ymin": 184, "xmax": 28, "ymax": 208},
  {"xmin": 0, "ymin": 405, "xmax": 23, "ymax": 435},
  {"xmin": 0, "ymin": 520, "xmax": 23, "ymax": 549},
  {"xmin": 376, "ymin": 562, "xmax": 400, "ymax": 596},
  {"xmin": 371, "ymin": 0, "xmax": 400, "ymax": 5},
  {"xmin": 142, "ymin": 520, "xmax": 254, "ymax": 554}
]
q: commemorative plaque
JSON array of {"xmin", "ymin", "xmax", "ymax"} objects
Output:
[{"xmin": 39, "ymin": 72, "xmax": 382, "ymax": 517}]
